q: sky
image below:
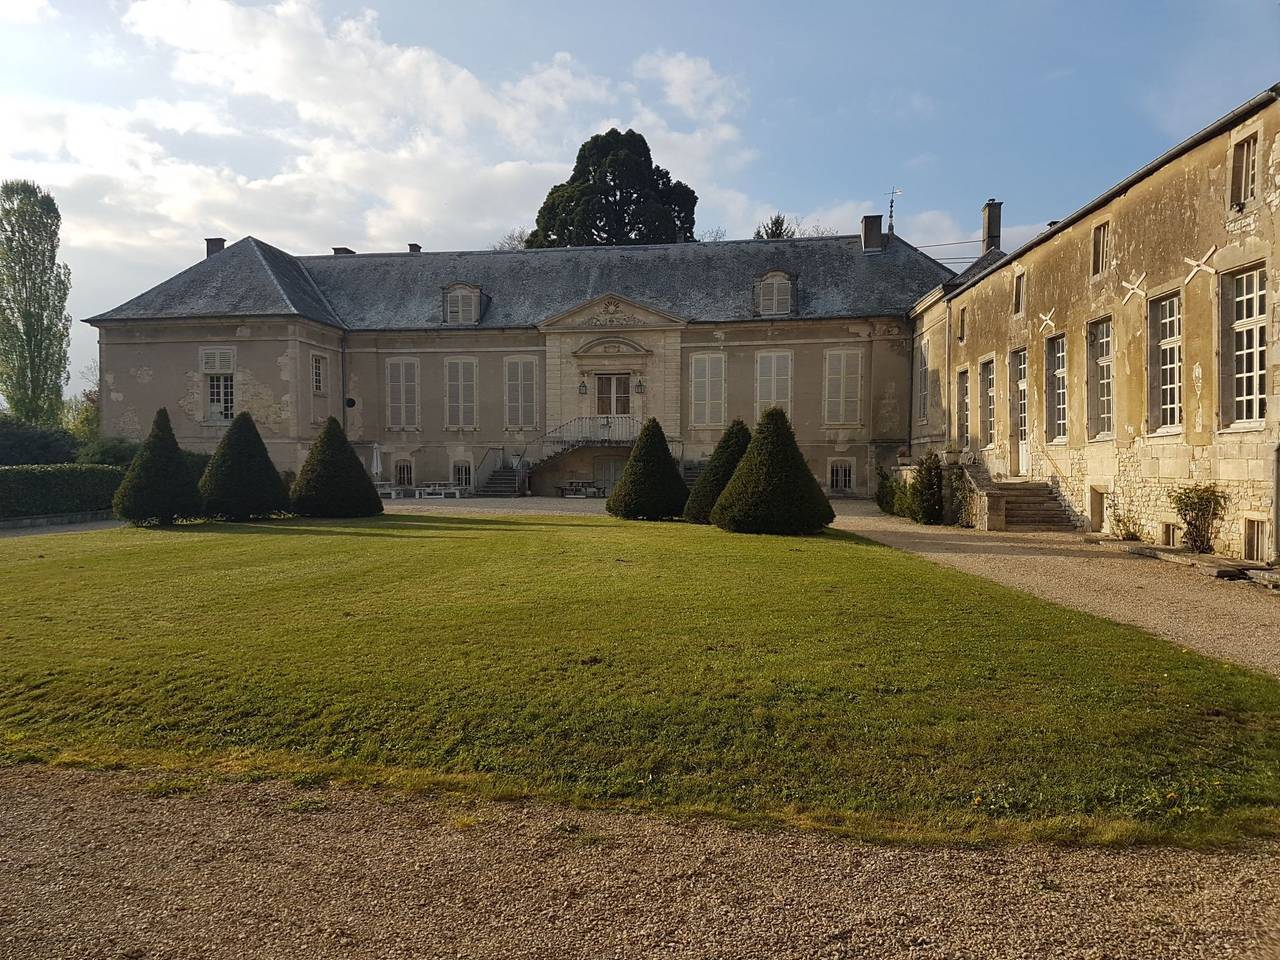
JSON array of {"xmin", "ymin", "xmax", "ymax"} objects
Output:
[{"xmin": 1, "ymin": 0, "xmax": 1278, "ymax": 394}]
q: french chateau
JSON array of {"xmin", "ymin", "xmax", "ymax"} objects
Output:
[{"xmin": 88, "ymin": 84, "xmax": 1280, "ymax": 562}]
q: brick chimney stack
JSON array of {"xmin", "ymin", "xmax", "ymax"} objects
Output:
[{"xmin": 982, "ymin": 199, "xmax": 1002, "ymax": 253}]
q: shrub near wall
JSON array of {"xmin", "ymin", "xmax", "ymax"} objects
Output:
[{"xmin": 0, "ymin": 464, "xmax": 124, "ymax": 519}]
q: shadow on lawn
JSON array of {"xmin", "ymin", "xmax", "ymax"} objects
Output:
[{"xmin": 162, "ymin": 513, "xmax": 612, "ymax": 540}]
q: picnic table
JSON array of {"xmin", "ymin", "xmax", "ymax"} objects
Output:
[{"xmin": 557, "ymin": 480, "xmax": 606, "ymax": 498}]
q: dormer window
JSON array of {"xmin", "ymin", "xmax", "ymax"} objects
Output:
[
  {"xmin": 755, "ymin": 271, "xmax": 792, "ymax": 317},
  {"xmin": 444, "ymin": 284, "xmax": 481, "ymax": 324}
]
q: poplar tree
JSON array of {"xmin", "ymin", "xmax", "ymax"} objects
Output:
[{"xmin": 0, "ymin": 180, "xmax": 72, "ymax": 425}]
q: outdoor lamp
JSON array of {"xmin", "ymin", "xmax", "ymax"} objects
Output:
[{"xmin": 578, "ymin": 380, "xmax": 588, "ymax": 395}]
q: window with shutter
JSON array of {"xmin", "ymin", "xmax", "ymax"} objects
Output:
[
  {"xmin": 200, "ymin": 348, "xmax": 234, "ymax": 374},
  {"xmin": 755, "ymin": 351, "xmax": 792, "ymax": 419},
  {"xmin": 446, "ymin": 358, "xmax": 477, "ymax": 428},
  {"xmin": 756, "ymin": 273, "xmax": 792, "ymax": 317},
  {"xmin": 504, "ymin": 357, "xmax": 536, "ymax": 429},
  {"xmin": 445, "ymin": 286, "xmax": 480, "ymax": 324},
  {"xmin": 823, "ymin": 349, "xmax": 863, "ymax": 425},
  {"xmin": 387, "ymin": 358, "xmax": 418, "ymax": 429},
  {"xmin": 690, "ymin": 353, "xmax": 725, "ymax": 427}
]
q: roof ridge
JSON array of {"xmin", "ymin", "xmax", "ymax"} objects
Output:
[
  {"xmin": 295, "ymin": 234, "xmax": 865, "ymax": 260},
  {"xmin": 244, "ymin": 237, "xmax": 301, "ymax": 317}
]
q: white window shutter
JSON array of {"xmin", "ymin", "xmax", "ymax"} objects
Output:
[
  {"xmin": 776, "ymin": 279, "xmax": 791, "ymax": 314},
  {"xmin": 201, "ymin": 349, "xmax": 233, "ymax": 373}
]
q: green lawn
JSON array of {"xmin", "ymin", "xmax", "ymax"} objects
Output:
[{"xmin": 2, "ymin": 513, "xmax": 1278, "ymax": 845}]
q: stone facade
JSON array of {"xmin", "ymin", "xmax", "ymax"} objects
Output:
[{"xmin": 910, "ymin": 86, "xmax": 1280, "ymax": 562}]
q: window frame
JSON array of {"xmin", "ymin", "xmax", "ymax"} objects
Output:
[
  {"xmin": 1090, "ymin": 221, "xmax": 1110, "ymax": 278},
  {"xmin": 823, "ymin": 348, "xmax": 864, "ymax": 426},
  {"xmin": 915, "ymin": 337, "xmax": 929, "ymax": 424},
  {"xmin": 200, "ymin": 347, "xmax": 235, "ymax": 424},
  {"xmin": 385, "ymin": 356, "xmax": 420, "ymax": 430},
  {"xmin": 754, "ymin": 349, "xmax": 793, "ymax": 420},
  {"xmin": 503, "ymin": 355, "xmax": 538, "ymax": 430},
  {"xmin": 755, "ymin": 271, "xmax": 793, "ymax": 317},
  {"xmin": 444, "ymin": 284, "xmax": 481, "ymax": 325},
  {"xmin": 311, "ymin": 353, "xmax": 328, "ymax": 396},
  {"xmin": 1147, "ymin": 293, "xmax": 1182, "ymax": 433},
  {"xmin": 828, "ymin": 458, "xmax": 854, "ymax": 494},
  {"xmin": 1087, "ymin": 316, "xmax": 1114, "ymax": 440},
  {"xmin": 1224, "ymin": 263, "xmax": 1267, "ymax": 427},
  {"xmin": 957, "ymin": 307, "xmax": 967, "ymax": 342},
  {"xmin": 1046, "ymin": 334, "xmax": 1067, "ymax": 443},
  {"xmin": 1231, "ymin": 133, "xmax": 1259, "ymax": 210},
  {"xmin": 1012, "ymin": 270, "xmax": 1026, "ymax": 318},
  {"xmin": 394, "ymin": 459, "xmax": 413, "ymax": 487},
  {"xmin": 689, "ymin": 352, "xmax": 726, "ymax": 428},
  {"xmin": 956, "ymin": 367, "xmax": 971, "ymax": 449},
  {"xmin": 444, "ymin": 356, "xmax": 478, "ymax": 430},
  {"xmin": 1011, "ymin": 348, "xmax": 1029, "ymax": 446},
  {"xmin": 978, "ymin": 357, "xmax": 996, "ymax": 448}
]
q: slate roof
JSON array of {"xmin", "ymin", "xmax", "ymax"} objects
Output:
[
  {"xmin": 89, "ymin": 233, "xmax": 953, "ymax": 330},
  {"xmin": 944, "ymin": 247, "xmax": 1006, "ymax": 289}
]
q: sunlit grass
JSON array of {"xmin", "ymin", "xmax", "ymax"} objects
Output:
[{"xmin": 2, "ymin": 513, "xmax": 1278, "ymax": 845}]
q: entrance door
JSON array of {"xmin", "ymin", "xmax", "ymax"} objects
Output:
[
  {"xmin": 596, "ymin": 374, "xmax": 631, "ymax": 416},
  {"xmin": 1011, "ymin": 349, "xmax": 1028, "ymax": 477},
  {"xmin": 593, "ymin": 456, "xmax": 627, "ymax": 495}
]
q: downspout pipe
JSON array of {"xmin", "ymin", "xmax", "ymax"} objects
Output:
[
  {"xmin": 339, "ymin": 331, "xmax": 349, "ymax": 433},
  {"xmin": 1273, "ymin": 442, "xmax": 1280, "ymax": 563}
]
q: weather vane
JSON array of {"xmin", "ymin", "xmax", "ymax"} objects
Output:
[{"xmin": 886, "ymin": 186, "xmax": 903, "ymax": 233}]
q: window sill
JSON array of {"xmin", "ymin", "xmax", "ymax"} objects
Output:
[
  {"xmin": 1047, "ymin": 438, "xmax": 1067, "ymax": 446},
  {"xmin": 386, "ymin": 427, "xmax": 421, "ymax": 433},
  {"xmin": 1088, "ymin": 432, "xmax": 1115, "ymax": 444},
  {"xmin": 1144, "ymin": 426, "xmax": 1183, "ymax": 440},
  {"xmin": 823, "ymin": 422, "xmax": 864, "ymax": 429},
  {"xmin": 445, "ymin": 427, "xmax": 479, "ymax": 433},
  {"xmin": 202, "ymin": 420, "xmax": 234, "ymax": 428},
  {"xmin": 1218, "ymin": 421, "xmax": 1267, "ymax": 436}
]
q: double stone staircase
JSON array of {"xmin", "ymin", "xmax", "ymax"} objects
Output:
[{"xmin": 474, "ymin": 466, "xmax": 522, "ymax": 497}]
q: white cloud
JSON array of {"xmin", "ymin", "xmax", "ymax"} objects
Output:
[
  {"xmin": 0, "ymin": 0, "xmax": 56, "ymax": 24},
  {"xmin": 633, "ymin": 51, "xmax": 744, "ymax": 124}
]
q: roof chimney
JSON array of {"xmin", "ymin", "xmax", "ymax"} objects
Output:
[
  {"xmin": 407, "ymin": 243, "xmax": 421, "ymax": 253},
  {"xmin": 981, "ymin": 199, "xmax": 1002, "ymax": 253},
  {"xmin": 861, "ymin": 214, "xmax": 883, "ymax": 254},
  {"xmin": 332, "ymin": 246, "xmax": 356, "ymax": 256},
  {"xmin": 205, "ymin": 237, "xmax": 225, "ymax": 258}
]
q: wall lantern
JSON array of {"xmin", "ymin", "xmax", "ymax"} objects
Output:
[
  {"xmin": 634, "ymin": 378, "xmax": 646, "ymax": 394},
  {"xmin": 578, "ymin": 380, "xmax": 588, "ymax": 395}
]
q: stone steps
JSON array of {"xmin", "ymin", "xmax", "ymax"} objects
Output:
[
  {"xmin": 993, "ymin": 480, "xmax": 1078, "ymax": 532},
  {"xmin": 475, "ymin": 468, "xmax": 521, "ymax": 497}
]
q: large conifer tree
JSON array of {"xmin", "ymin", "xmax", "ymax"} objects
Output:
[
  {"xmin": 525, "ymin": 129, "xmax": 697, "ymax": 248},
  {"xmin": 710, "ymin": 407, "xmax": 834, "ymax": 534}
]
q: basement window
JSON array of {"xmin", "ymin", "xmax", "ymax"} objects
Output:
[
  {"xmin": 1161, "ymin": 522, "xmax": 1179, "ymax": 547},
  {"xmin": 1244, "ymin": 519, "xmax": 1268, "ymax": 563},
  {"xmin": 829, "ymin": 459, "xmax": 853, "ymax": 494}
]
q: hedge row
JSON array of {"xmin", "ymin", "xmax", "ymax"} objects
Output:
[{"xmin": 0, "ymin": 464, "xmax": 125, "ymax": 519}]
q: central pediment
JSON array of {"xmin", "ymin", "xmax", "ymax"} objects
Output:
[{"xmin": 539, "ymin": 293, "xmax": 688, "ymax": 332}]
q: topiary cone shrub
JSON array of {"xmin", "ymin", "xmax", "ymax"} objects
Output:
[
  {"xmin": 606, "ymin": 417, "xmax": 688, "ymax": 520},
  {"xmin": 683, "ymin": 419, "xmax": 751, "ymax": 524},
  {"xmin": 198, "ymin": 411, "xmax": 289, "ymax": 521},
  {"xmin": 112, "ymin": 407, "xmax": 202, "ymax": 526},
  {"xmin": 710, "ymin": 406, "xmax": 835, "ymax": 535},
  {"xmin": 290, "ymin": 416, "xmax": 383, "ymax": 518}
]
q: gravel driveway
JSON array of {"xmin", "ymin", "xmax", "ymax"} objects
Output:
[{"xmin": 1, "ymin": 767, "xmax": 1277, "ymax": 960}]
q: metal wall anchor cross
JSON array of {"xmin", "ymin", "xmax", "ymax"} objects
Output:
[
  {"xmin": 1182, "ymin": 245, "xmax": 1218, "ymax": 286},
  {"xmin": 1038, "ymin": 307, "xmax": 1056, "ymax": 333},
  {"xmin": 1121, "ymin": 272, "xmax": 1147, "ymax": 305}
]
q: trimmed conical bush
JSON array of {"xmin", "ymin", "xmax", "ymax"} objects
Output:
[
  {"xmin": 683, "ymin": 419, "xmax": 751, "ymax": 524},
  {"xmin": 606, "ymin": 417, "xmax": 688, "ymax": 520},
  {"xmin": 710, "ymin": 407, "xmax": 835, "ymax": 534},
  {"xmin": 290, "ymin": 417, "xmax": 383, "ymax": 518},
  {"xmin": 112, "ymin": 407, "xmax": 202, "ymax": 526},
  {"xmin": 198, "ymin": 411, "xmax": 289, "ymax": 521}
]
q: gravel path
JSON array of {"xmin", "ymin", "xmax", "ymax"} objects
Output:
[
  {"xmin": 830, "ymin": 502, "xmax": 1280, "ymax": 679},
  {"xmin": 1, "ymin": 766, "xmax": 1277, "ymax": 960}
]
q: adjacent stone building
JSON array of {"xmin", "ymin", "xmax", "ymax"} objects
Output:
[
  {"xmin": 910, "ymin": 84, "xmax": 1279, "ymax": 562},
  {"xmin": 86, "ymin": 84, "xmax": 1279, "ymax": 561}
]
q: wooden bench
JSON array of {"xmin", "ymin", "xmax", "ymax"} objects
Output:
[{"xmin": 375, "ymin": 481, "xmax": 406, "ymax": 500}]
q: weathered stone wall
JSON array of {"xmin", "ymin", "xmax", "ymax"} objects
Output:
[{"xmin": 912, "ymin": 94, "xmax": 1280, "ymax": 561}]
